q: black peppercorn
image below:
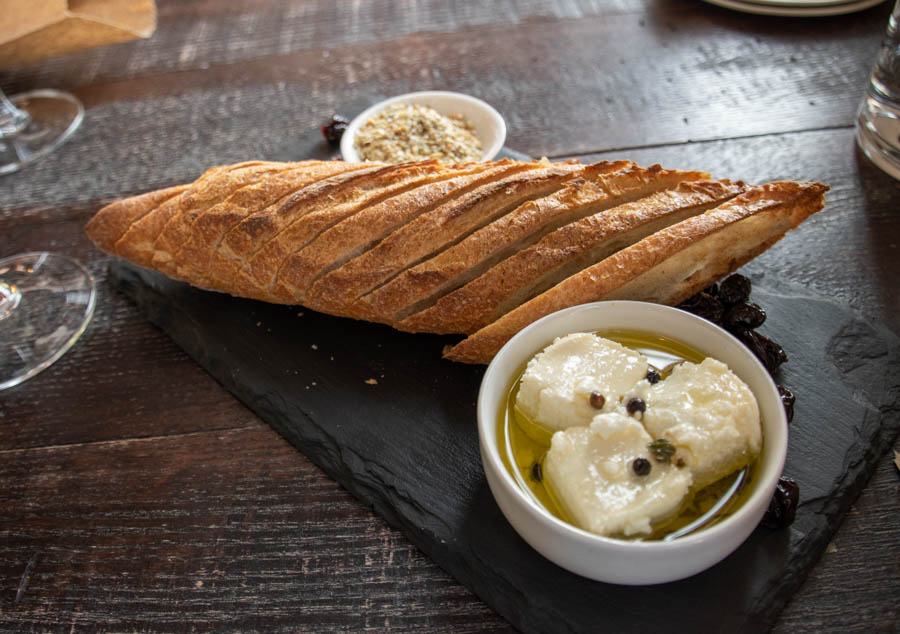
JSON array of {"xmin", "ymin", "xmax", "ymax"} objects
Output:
[
  {"xmin": 531, "ymin": 462, "xmax": 543, "ymax": 483},
  {"xmin": 632, "ymin": 457, "xmax": 652, "ymax": 476},
  {"xmin": 760, "ymin": 476, "xmax": 799, "ymax": 528},
  {"xmin": 589, "ymin": 392, "xmax": 606, "ymax": 409},
  {"xmin": 321, "ymin": 114, "xmax": 349, "ymax": 145},
  {"xmin": 645, "ymin": 369, "xmax": 661, "ymax": 384},
  {"xmin": 718, "ymin": 273, "xmax": 752, "ymax": 306},
  {"xmin": 626, "ymin": 397, "xmax": 646, "ymax": 416}
]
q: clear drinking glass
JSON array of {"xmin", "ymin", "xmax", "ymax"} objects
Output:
[
  {"xmin": 0, "ymin": 87, "xmax": 96, "ymax": 390},
  {"xmin": 856, "ymin": 0, "xmax": 900, "ymax": 179}
]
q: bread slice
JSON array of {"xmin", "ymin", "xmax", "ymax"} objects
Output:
[
  {"xmin": 444, "ymin": 181, "xmax": 828, "ymax": 364},
  {"xmin": 154, "ymin": 160, "xmax": 369, "ymax": 281},
  {"xmin": 110, "ymin": 161, "xmax": 287, "ymax": 268},
  {"xmin": 272, "ymin": 160, "xmax": 544, "ymax": 302},
  {"xmin": 399, "ymin": 179, "xmax": 746, "ymax": 334},
  {"xmin": 85, "ymin": 184, "xmax": 189, "ymax": 253},
  {"xmin": 229, "ymin": 161, "xmax": 508, "ymax": 303},
  {"xmin": 304, "ymin": 162, "xmax": 585, "ymax": 318},
  {"xmin": 363, "ymin": 163, "xmax": 711, "ymax": 326}
]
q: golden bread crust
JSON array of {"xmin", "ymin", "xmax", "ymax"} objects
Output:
[
  {"xmin": 85, "ymin": 159, "xmax": 828, "ymax": 363},
  {"xmin": 444, "ymin": 181, "xmax": 828, "ymax": 364}
]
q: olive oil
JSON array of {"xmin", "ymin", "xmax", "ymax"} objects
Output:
[{"xmin": 497, "ymin": 329, "xmax": 762, "ymax": 541}]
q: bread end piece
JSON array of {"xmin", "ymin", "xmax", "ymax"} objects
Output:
[{"xmin": 85, "ymin": 185, "xmax": 189, "ymax": 255}]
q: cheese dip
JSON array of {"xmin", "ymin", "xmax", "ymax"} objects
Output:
[{"xmin": 504, "ymin": 331, "xmax": 762, "ymax": 540}]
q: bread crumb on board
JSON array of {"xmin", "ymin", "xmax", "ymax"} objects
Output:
[{"xmin": 365, "ymin": 378, "xmax": 378, "ymax": 385}]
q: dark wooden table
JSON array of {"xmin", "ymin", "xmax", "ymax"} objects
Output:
[{"xmin": 2, "ymin": 1, "xmax": 898, "ymax": 631}]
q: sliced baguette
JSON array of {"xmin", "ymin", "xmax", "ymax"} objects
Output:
[
  {"xmin": 364, "ymin": 163, "xmax": 709, "ymax": 325},
  {"xmin": 111, "ymin": 161, "xmax": 287, "ymax": 268},
  {"xmin": 400, "ymin": 179, "xmax": 746, "ymax": 334},
  {"xmin": 217, "ymin": 161, "xmax": 430, "ymax": 263},
  {"xmin": 272, "ymin": 160, "xmax": 546, "ymax": 302},
  {"xmin": 444, "ymin": 181, "xmax": 828, "ymax": 364},
  {"xmin": 231, "ymin": 161, "xmax": 504, "ymax": 302},
  {"xmin": 304, "ymin": 162, "xmax": 584, "ymax": 318},
  {"xmin": 156, "ymin": 160, "xmax": 368, "ymax": 281}
]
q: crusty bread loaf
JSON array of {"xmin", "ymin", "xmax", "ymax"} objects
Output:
[{"xmin": 85, "ymin": 159, "xmax": 828, "ymax": 363}]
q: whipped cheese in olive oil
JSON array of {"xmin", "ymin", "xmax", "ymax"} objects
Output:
[{"xmin": 500, "ymin": 330, "xmax": 762, "ymax": 540}]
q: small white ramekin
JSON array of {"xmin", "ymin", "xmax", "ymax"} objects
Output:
[
  {"xmin": 340, "ymin": 91, "xmax": 506, "ymax": 163},
  {"xmin": 477, "ymin": 301, "xmax": 788, "ymax": 585}
]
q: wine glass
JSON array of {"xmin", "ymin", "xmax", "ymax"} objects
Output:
[{"xmin": 0, "ymin": 86, "xmax": 96, "ymax": 390}]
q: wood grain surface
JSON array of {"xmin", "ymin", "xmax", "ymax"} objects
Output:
[{"xmin": 1, "ymin": 0, "xmax": 898, "ymax": 631}]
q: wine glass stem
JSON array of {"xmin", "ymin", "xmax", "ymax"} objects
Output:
[{"xmin": 0, "ymin": 87, "xmax": 29, "ymax": 137}]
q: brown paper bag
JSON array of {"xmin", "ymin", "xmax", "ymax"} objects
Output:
[{"xmin": 0, "ymin": 0, "xmax": 157, "ymax": 69}]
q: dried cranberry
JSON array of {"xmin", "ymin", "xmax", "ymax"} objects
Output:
[
  {"xmin": 778, "ymin": 385, "xmax": 795, "ymax": 423},
  {"xmin": 718, "ymin": 274, "xmax": 751, "ymax": 306},
  {"xmin": 735, "ymin": 329, "xmax": 788, "ymax": 375},
  {"xmin": 760, "ymin": 476, "xmax": 799, "ymax": 528},
  {"xmin": 724, "ymin": 302, "xmax": 766, "ymax": 330},
  {"xmin": 321, "ymin": 114, "xmax": 349, "ymax": 145},
  {"xmin": 677, "ymin": 291, "xmax": 724, "ymax": 324}
]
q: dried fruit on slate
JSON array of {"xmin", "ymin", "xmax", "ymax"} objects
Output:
[
  {"xmin": 321, "ymin": 114, "xmax": 349, "ymax": 145},
  {"xmin": 724, "ymin": 302, "xmax": 766, "ymax": 330},
  {"xmin": 760, "ymin": 476, "xmax": 799, "ymax": 528},
  {"xmin": 677, "ymin": 291, "xmax": 724, "ymax": 323},
  {"xmin": 778, "ymin": 385, "xmax": 795, "ymax": 423},
  {"xmin": 718, "ymin": 273, "xmax": 752, "ymax": 306},
  {"xmin": 735, "ymin": 329, "xmax": 788, "ymax": 375}
]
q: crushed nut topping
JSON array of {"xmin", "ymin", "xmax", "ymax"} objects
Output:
[{"xmin": 354, "ymin": 103, "xmax": 483, "ymax": 163}]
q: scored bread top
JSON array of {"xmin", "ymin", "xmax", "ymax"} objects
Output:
[
  {"xmin": 399, "ymin": 178, "xmax": 748, "ymax": 335},
  {"xmin": 303, "ymin": 161, "xmax": 585, "ymax": 318},
  {"xmin": 233, "ymin": 161, "xmax": 510, "ymax": 303},
  {"xmin": 362, "ymin": 162, "xmax": 709, "ymax": 327},
  {"xmin": 161, "ymin": 160, "xmax": 369, "ymax": 281},
  {"xmin": 85, "ymin": 159, "xmax": 829, "ymax": 364},
  {"xmin": 444, "ymin": 181, "xmax": 828, "ymax": 364},
  {"xmin": 112, "ymin": 162, "xmax": 289, "ymax": 269},
  {"xmin": 270, "ymin": 161, "xmax": 527, "ymax": 300}
]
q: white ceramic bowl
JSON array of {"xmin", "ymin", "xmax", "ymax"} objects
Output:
[
  {"xmin": 340, "ymin": 91, "xmax": 506, "ymax": 163},
  {"xmin": 477, "ymin": 301, "xmax": 788, "ymax": 585}
]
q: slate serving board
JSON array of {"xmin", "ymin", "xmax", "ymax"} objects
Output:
[{"xmin": 109, "ymin": 258, "xmax": 900, "ymax": 634}]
